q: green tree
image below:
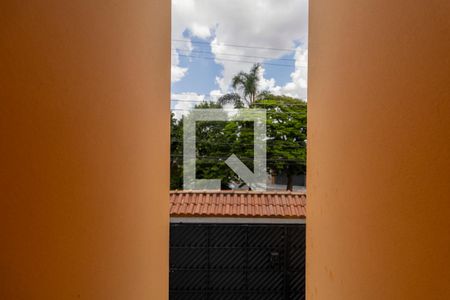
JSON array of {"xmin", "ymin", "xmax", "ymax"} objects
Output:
[
  {"xmin": 223, "ymin": 94, "xmax": 307, "ymax": 190},
  {"xmin": 255, "ymin": 94, "xmax": 307, "ymax": 191},
  {"xmin": 170, "ymin": 96, "xmax": 307, "ymax": 191},
  {"xmin": 191, "ymin": 102, "xmax": 237, "ymax": 189},
  {"xmin": 170, "ymin": 112, "xmax": 183, "ymax": 189},
  {"xmin": 170, "ymin": 102, "xmax": 242, "ymax": 190},
  {"xmin": 218, "ymin": 63, "xmax": 262, "ymax": 108}
]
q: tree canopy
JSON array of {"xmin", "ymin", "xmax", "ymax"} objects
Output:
[{"xmin": 170, "ymin": 94, "xmax": 307, "ymax": 191}]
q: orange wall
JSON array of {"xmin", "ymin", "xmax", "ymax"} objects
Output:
[
  {"xmin": 308, "ymin": 0, "xmax": 450, "ymax": 299},
  {"xmin": 0, "ymin": 1, "xmax": 170, "ymax": 299}
]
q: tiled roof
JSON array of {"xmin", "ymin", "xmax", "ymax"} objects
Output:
[{"xmin": 170, "ymin": 190, "xmax": 306, "ymax": 218}]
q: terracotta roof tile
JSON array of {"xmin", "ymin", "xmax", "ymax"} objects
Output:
[{"xmin": 170, "ymin": 190, "xmax": 306, "ymax": 218}]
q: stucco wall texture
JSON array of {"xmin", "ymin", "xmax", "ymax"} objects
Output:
[
  {"xmin": 2, "ymin": 0, "xmax": 450, "ymax": 299},
  {"xmin": 0, "ymin": 1, "xmax": 170, "ymax": 299},
  {"xmin": 308, "ymin": 0, "xmax": 450, "ymax": 299}
]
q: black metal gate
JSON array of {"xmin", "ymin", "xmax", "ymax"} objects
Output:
[{"xmin": 170, "ymin": 223, "xmax": 305, "ymax": 300}]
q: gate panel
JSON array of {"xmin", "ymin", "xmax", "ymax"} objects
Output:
[{"xmin": 170, "ymin": 223, "xmax": 305, "ymax": 300}]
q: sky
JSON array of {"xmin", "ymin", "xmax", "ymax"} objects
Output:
[{"xmin": 171, "ymin": 0, "xmax": 309, "ymax": 117}]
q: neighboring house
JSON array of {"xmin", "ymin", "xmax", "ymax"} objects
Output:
[
  {"xmin": 269, "ymin": 174, "xmax": 306, "ymax": 192},
  {"xmin": 169, "ymin": 190, "xmax": 306, "ymax": 300},
  {"xmin": 230, "ymin": 174, "xmax": 306, "ymax": 192}
]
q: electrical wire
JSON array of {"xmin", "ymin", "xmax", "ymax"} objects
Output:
[
  {"xmin": 170, "ymin": 99, "xmax": 307, "ymax": 106},
  {"xmin": 173, "ymin": 48, "xmax": 296, "ymax": 62},
  {"xmin": 172, "ymin": 38, "xmax": 297, "ymax": 52},
  {"xmin": 174, "ymin": 54, "xmax": 295, "ymax": 68},
  {"xmin": 170, "ymin": 155, "xmax": 305, "ymax": 162},
  {"xmin": 171, "ymin": 158, "xmax": 304, "ymax": 163},
  {"xmin": 171, "ymin": 140, "xmax": 305, "ymax": 147},
  {"xmin": 170, "ymin": 108, "xmax": 306, "ymax": 115}
]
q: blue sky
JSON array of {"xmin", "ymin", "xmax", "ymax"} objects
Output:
[{"xmin": 171, "ymin": 0, "xmax": 308, "ymax": 116}]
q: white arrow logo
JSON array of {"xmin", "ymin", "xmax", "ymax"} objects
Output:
[
  {"xmin": 183, "ymin": 109, "xmax": 267, "ymax": 191},
  {"xmin": 225, "ymin": 154, "xmax": 267, "ymax": 191}
]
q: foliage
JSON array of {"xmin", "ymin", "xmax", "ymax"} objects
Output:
[
  {"xmin": 255, "ymin": 94, "xmax": 307, "ymax": 190},
  {"xmin": 170, "ymin": 112, "xmax": 183, "ymax": 189},
  {"xmin": 218, "ymin": 63, "xmax": 262, "ymax": 107},
  {"xmin": 171, "ymin": 102, "xmax": 238, "ymax": 190},
  {"xmin": 170, "ymin": 95, "xmax": 307, "ymax": 191}
]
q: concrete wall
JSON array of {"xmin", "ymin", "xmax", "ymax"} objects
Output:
[
  {"xmin": 308, "ymin": 0, "xmax": 450, "ymax": 299},
  {"xmin": 0, "ymin": 1, "xmax": 170, "ymax": 299}
]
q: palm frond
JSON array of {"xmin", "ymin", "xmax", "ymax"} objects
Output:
[
  {"xmin": 250, "ymin": 63, "xmax": 262, "ymax": 77},
  {"xmin": 228, "ymin": 63, "xmax": 263, "ymax": 107},
  {"xmin": 231, "ymin": 72, "xmax": 246, "ymax": 90},
  {"xmin": 217, "ymin": 93, "xmax": 243, "ymax": 107}
]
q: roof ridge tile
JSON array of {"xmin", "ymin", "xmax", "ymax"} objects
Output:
[{"xmin": 169, "ymin": 190, "xmax": 306, "ymax": 218}]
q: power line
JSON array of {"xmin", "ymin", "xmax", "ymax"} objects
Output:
[
  {"xmin": 172, "ymin": 38, "xmax": 297, "ymax": 52},
  {"xmin": 173, "ymin": 48, "xmax": 296, "ymax": 62},
  {"xmin": 171, "ymin": 99, "xmax": 213, "ymax": 103},
  {"xmin": 170, "ymin": 155, "xmax": 305, "ymax": 162},
  {"xmin": 171, "ymin": 138, "xmax": 305, "ymax": 143},
  {"xmin": 174, "ymin": 54, "xmax": 295, "ymax": 68},
  {"xmin": 171, "ymin": 139, "xmax": 305, "ymax": 144},
  {"xmin": 170, "ymin": 99, "xmax": 307, "ymax": 106},
  {"xmin": 170, "ymin": 108, "xmax": 306, "ymax": 115},
  {"xmin": 171, "ymin": 141, "xmax": 305, "ymax": 149}
]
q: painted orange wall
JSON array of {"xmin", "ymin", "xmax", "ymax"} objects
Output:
[
  {"xmin": 308, "ymin": 0, "xmax": 450, "ymax": 299},
  {"xmin": 0, "ymin": 1, "xmax": 170, "ymax": 299}
]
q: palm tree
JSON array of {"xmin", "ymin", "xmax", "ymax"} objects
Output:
[{"xmin": 218, "ymin": 63, "xmax": 262, "ymax": 108}]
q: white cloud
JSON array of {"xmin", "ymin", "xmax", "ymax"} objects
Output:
[
  {"xmin": 172, "ymin": 0, "xmax": 309, "ymax": 98},
  {"xmin": 171, "ymin": 48, "xmax": 189, "ymax": 82},
  {"xmin": 271, "ymin": 47, "xmax": 308, "ymax": 99},
  {"xmin": 190, "ymin": 23, "xmax": 212, "ymax": 39},
  {"xmin": 215, "ymin": 76, "xmax": 227, "ymax": 92},
  {"xmin": 209, "ymin": 89, "xmax": 223, "ymax": 102},
  {"xmin": 171, "ymin": 65, "xmax": 188, "ymax": 82},
  {"xmin": 171, "ymin": 0, "xmax": 196, "ymax": 83},
  {"xmin": 257, "ymin": 66, "xmax": 277, "ymax": 91},
  {"xmin": 171, "ymin": 92, "xmax": 206, "ymax": 119}
]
